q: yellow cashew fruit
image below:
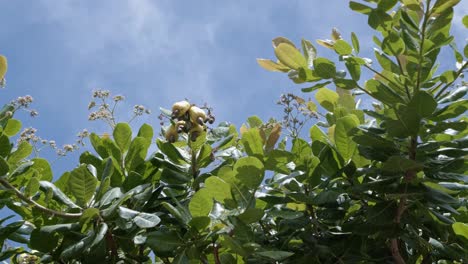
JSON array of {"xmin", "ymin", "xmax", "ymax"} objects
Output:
[{"xmin": 171, "ymin": 100, "xmax": 191, "ymax": 118}]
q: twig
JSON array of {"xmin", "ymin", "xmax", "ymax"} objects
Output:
[
  {"xmin": 0, "ymin": 177, "xmax": 82, "ymax": 219},
  {"xmin": 213, "ymin": 243, "xmax": 221, "ymax": 264}
]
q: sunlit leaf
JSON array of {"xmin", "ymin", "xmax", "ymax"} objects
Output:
[
  {"xmin": 3, "ymin": 119, "xmax": 21, "ymax": 137},
  {"xmin": 234, "ymin": 156, "xmax": 264, "ymax": 189},
  {"xmin": 382, "ymin": 32, "xmax": 405, "ymax": 55},
  {"xmin": 313, "ymin": 57, "xmax": 336, "ymax": 79},
  {"xmin": 334, "ymin": 40, "xmax": 353, "ymax": 55},
  {"xmin": 315, "ymin": 88, "xmax": 339, "ymax": 112},
  {"xmin": 0, "ymin": 55, "xmax": 7, "ymax": 79},
  {"xmin": 113, "ymin": 123, "xmax": 132, "ymax": 152},
  {"xmin": 241, "ymin": 128, "xmax": 264, "ymax": 159},
  {"xmin": 274, "ymin": 43, "xmax": 307, "ymax": 70},
  {"xmin": 452, "ymin": 222, "xmax": 468, "ymax": 239},
  {"xmin": 349, "ymin": 1, "xmax": 372, "ymax": 14},
  {"xmin": 257, "ymin": 59, "xmax": 290, "ymax": 72},
  {"xmin": 335, "ymin": 115, "xmax": 359, "ymax": 160}
]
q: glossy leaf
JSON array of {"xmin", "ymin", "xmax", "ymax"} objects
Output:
[
  {"xmin": 125, "ymin": 137, "xmax": 150, "ymax": 171},
  {"xmin": 113, "ymin": 123, "xmax": 132, "ymax": 152},
  {"xmin": 68, "ymin": 165, "xmax": 98, "ymax": 207},
  {"xmin": 41, "ymin": 180, "xmax": 80, "ymax": 208}
]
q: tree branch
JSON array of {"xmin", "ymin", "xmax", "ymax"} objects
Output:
[{"xmin": 0, "ymin": 177, "xmax": 82, "ymax": 219}]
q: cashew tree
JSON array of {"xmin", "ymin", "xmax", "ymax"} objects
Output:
[{"xmin": 0, "ymin": 0, "xmax": 467, "ymax": 263}]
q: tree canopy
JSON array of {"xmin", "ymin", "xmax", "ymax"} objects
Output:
[{"xmin": 0, "ymin": 0, "xmax": 467, "ymax": 263}]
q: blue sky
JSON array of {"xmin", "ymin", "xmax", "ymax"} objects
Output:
[{"xmin": 0, "ymin": 0, "xmax": 467, "ymax": 178}]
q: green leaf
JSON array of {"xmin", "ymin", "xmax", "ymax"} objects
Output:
[
  {"xmin": 234, "ymin": 156, "xmax": 264, "ymax": 189},
  {"xmin": 0, "ymin": 55, "xmax": 7, "ymax": 79},
  {"xmin": 315, "ymin": 88, "xmax": 339, "ymax": 112},
  {"xmin": 301, "ymin": 81, "xmax": 331, "ymax": 93},
  {"xmin": 368, "ymin": 9, "xmax": 393, "ymax": 32},
  {"xmin": 247, "ymin": 116, "xmax": 263, "ymax": 128},
  {"xmin": 349, "ymin": 1, "xmax": 372, "ymax": 14},
  {"xmin": 257, "ymin": 59, "xmax": 290, "ymax": 72},
  {"xmin": 113, "ymin": 123, "xmax": 132, "ymax": 152},
  {"xmin": 29, "ymin": 158, "xmax": 53, "ymax": 181},
  {"xmin": 205, "ymin": 176, "xmax": 232, "ymax": 203},
  {"xmin": 377, "ymin": 0, "xmax": 397, "ymax": 11},
  {"xmin": 60, "ymin": 232, "xmax": 95, "ymax": 260},
  {"xmin": 40, "ymin": 223, "xmax": 80, "ymax": 234},
  {"xmin": 137, "ymin": 123, "xmax": 153, "ymax": 141},
  {"xmin": 68, "ymin": 165, "xmax": 98, "ymax": 207},
  {"xmin": 24, "ymin": 177, "xmax": 40, "ymax": 197},
  {"xmin": 438, "ymin": 85, "xmax": 468, "ymax": 103},
  {"xmin": 334, "ymin": 78, "xmax": 358, "ymax": 90},
  {"xmin": 79, "ymin": 208, "xmax": 100, "ymax": 231},
  {"xmin": 118, "ymin": 206, "xmax": 161, "ymax": 228},
  {"xmin": 452, "ymin": 222, "xmax": 468, "ymax": 239},
  {"xmin": 8, "ymin": 141, "xmax": 32, "ymax": 164},
  {"xmin": 146, "ymin": 230, "xmax": 183, "ymax": 254},
  {"xmin": 238, "ymin": 208, "xmax": 264, "ymax": 224},
  {"xmin": 29, "ymin": 229, "xmax": 59, "ymax": 252},
  {"xmin": 125, "ymin": 137, "xmax": 150, "ymax": 171},
  {"xmin": 272, "ymin": 37, "xmax": 297, "ymax": 49},
  {"xmin": 381, "ymin": 156, "xmax": 422, "ymax": 173},
  {"xmin": 310, "ymin": 125, "xmax": 329, "ymax": 143},
  {"xmin": 365, "ymin": 79, "xmax": 404, "ymax": 106},
  {"xmin": 440, "ymin": 70, "xmax": 457, "ymax": 84},
  {"xmin": 89, "ymin": 133, "xmax": 108, "ymax": 158},
  {"xmin": 274, "ymin": 43, "xmax": 307, "ymax": 70},
  {"xmin": 431, "ymin": 99, "xmax": 467, "ymax": 121},
  {"xmin": 162, "ymin": 202, "xmax": 190, "ymax": 225},
  {"xmin": 241, "ymin": 128, "xmax": 264, "ymax": 159},
  {"xmin": 0, "ymin": 134, "xmax": 11, "ymax": 157},
  {"xmin": 301, "ymin": 39, "xmax": 317, "ymax": 67},
  {"xmin": 375, "ymin": 50, "xmax": 400, "ymax": 72},
  {"xmin": 432, "ymin": 0, "xmax": 460, "ymax": 15},
  {"xmin": 463, "ymin": 15, "xmax": 468, "ymax": 28},
  {"xmin": 189, "ymin": 189, "xmax": 213, "ymax": 217},
  {"xmin": 334, "ymin": 115, "xmax": 359, "ymax": 161},
  {"xmin": 351, "ymin": 32, "xmax": 360, "ymax": 54},
  {"xmin": 3, "ymin": 119, "xmax": 21, "ymax": 137},
  {"xmin": 313, "ymin": 57, "xmax": 336, "ymax": 79},
  {"xmin": 189, "ymin": 216, "xmax": 210, "ymax": 231},
  {"xmin": 382, "ymin": 32, "xmax": 405, "ymax": 55},
  {"xmin": 256, "ymin": 251, "xmax": 294, "ymax": 261},
  {"xmin": 90, "ymin": 223, "xmax": 108, "ymax": 249},
  {"xmin": 40, "ymin": 181, "xmax": 81, "ymax": 208},
  {"xmin": 265, "ymin": 149, "xmax": 293, "ymax": 174},
  {"xmin": 0, "ymin": 157, "xmax": 9, "ymax": 176},
  {"xmin": 334, "ymin": 40, "xmax": 353, "ymax": 55},
  {"xmin": 157, "ymin": 140, "xmax": 188, "ymax": 165},
  {"xmin": 408, "ymin": 91, "xmax": 437, "ymax": 118},
  {"xmin": 464, "ymin": 44, "xmax": 468, "ymax": 58}
]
